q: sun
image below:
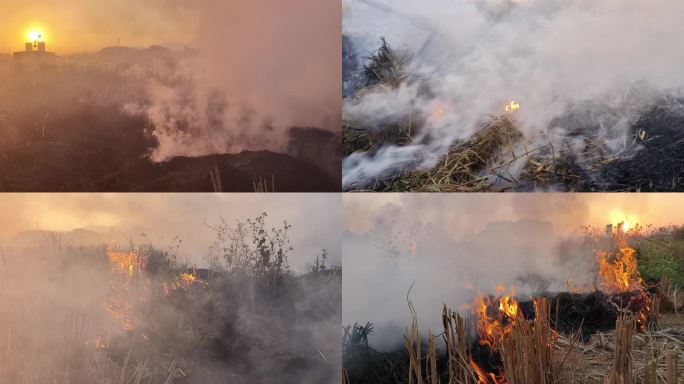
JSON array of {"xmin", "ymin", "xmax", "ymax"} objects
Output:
[
  {"xmin": 27, "ymin": 29, "xmax": 44, "ymax": 42},
  {"xmin": 609, "ymin": 210, "xmax": 637, "ymax": 231}
]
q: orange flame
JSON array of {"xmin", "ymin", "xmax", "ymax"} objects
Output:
[
  {"xmin": 104, "ymin": 248, "xmax": 145, "ymax": 331},
  {"xmin": 593, "ymin": 222, "xmax": 651, "ymax": 329},
  {"xmin": 595, "ymin": 222, "xmax": 643, "ymax": 294},
  {"xmin": 107, "ymin": 248, "xmax": 141, "ymax": 279},
  {"xmin": 472, "ymin": 285, "xmax": 521, "ymax": 349},
  {"xmin": 469, "ymin": 358, "xmax": 504, "ymax": 384}
]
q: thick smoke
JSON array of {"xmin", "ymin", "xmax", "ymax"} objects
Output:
[
  {"xmin": 342, "ymin": 0, "xmax": 684, "ymax": 186},
  {"xmin": 0, "ymin": 202, "xmax": 341, "ymax": 383},
  {"xmin": 341, "ymin": 193, "xmax": 681, "ymax": 350},
  {"xmin": 146, "ymin": 0, "xmax": 341, "ymax": 161}
]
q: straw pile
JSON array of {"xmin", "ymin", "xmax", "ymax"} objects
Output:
[{"xmin": 344, "ymin": 39, "xmax": 684, "ymax": 192}]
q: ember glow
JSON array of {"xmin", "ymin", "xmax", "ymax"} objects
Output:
[{"xmin": 504, "ymin": 100, "xmax": 520, "ymax": 113}]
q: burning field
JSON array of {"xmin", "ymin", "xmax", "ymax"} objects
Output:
[
  {"xmin": 342, "ymin": 0, "xmax": 684, "ymax": 192},
  {"xmin": 342, "ymin": 194, "xmax": 684, "ymax": 383},
  {"xmin": 0, "ymin": 0, "xmax": 341, "ymax": 192},
  {"xmin": 0, "ymin": 195, "xmax": 341, "ymax": 384}
]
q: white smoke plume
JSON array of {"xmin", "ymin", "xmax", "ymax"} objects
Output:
[
  {"xmin": 147, "ymin": 0, "xmax": 341, "ymax": 161},
  {"xmin": 342, "ymin": 0, "xmax": 684, "ymax": 187}
]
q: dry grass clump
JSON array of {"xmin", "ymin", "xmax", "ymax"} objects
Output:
[
  {"xmin": 344, "ymin": 114, "xmax": 585, "ymax": 192},
  {"xmin": 395, "ymin": 117, "xmax": 524, "ymax": 192},
  {"xmin": 556, "ymin": 314, "xmax": 683, "ymax": 383},
  {"xmin": 406, "ymin": 298, "xmax": 560, "ymax": 384},
  {"xmin": 500, "ymin": 298, "xmax": 558, "ymax": 384}
]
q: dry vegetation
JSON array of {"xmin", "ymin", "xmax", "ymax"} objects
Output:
[{"xmin": 343, "ymin": 225, "xmax": 683, "ymax": 383}]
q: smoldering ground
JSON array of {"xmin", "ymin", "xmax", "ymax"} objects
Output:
[
  {"xmin": 0, "ymin": 0, "xmax": 341, "ymax": 191},
  {"xmin": 342, "ymin": 194, "xmax": 683, "ymax": 350},
  {"xmin": 0, "ymin": 213, "xmax": 341, "ymax": 383},
  {"xmin": 342, "ymin": 0, "xmax": 684, "ymax": 189}
]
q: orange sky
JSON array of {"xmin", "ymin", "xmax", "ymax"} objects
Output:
[
  {"xmin": 0, "ymin": 0, "xmax": 198, "ymax": 54},
  {"xmin": 343, "ymin": 193, "xmax": 684, "ymax": 237}
]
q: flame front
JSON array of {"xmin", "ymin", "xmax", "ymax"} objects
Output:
[
  {"xmin": 473, "ymin": 285, "xmax": 521, "ymax": 350},
  {"xmin": 104, "ymin": 248, "xmax": 145, "ymax": 331},
  {"xmin": 107, "ymin": 248, "xmax": 141, "ymax": 279},
  {"xmin": 594, "ymin": 222, "xmax": 651, "ymax": 328},
  {"xmin": 595, "ymin": 222, "xmax": 643, "ymax": 294}
]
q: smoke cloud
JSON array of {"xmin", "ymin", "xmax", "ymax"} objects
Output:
[
  {"xmin": 342, "ymin": 0, "xmax": 684, "ymax": 186},
  {"xmin": 0, "ymin": 194, "xmax": 342, "ymax": 383},
  {"xmin": 146, "ymin": 0, "xmax": 341, "ymax": 161}
]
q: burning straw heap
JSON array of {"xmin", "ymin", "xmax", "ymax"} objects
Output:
[{"xmin": 343, "ymin": 222, "xmax": 683, "ymax": 383}]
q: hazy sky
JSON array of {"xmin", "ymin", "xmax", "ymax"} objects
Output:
[
  {"xmin": 344, "ymin": 193, "xmax": 684, "ymax": 236},
  {"xmin": 0, "ymin": 0, "xmax": 199, "ymax": 53},
  {"xmin": 0, "ymin": 194, "xmax": 341, "ymax": 271}
]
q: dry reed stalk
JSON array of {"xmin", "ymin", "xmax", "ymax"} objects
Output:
[
  {"xmin": 499, "ymin": 298, "xmax": 555, "ymax": 384},
  {"xmin": 605, "ymin": 316, "xmax": 636, "ymax": 384},
  {"xmin": 428, "ymin": 331, "xmax": 439, "ymax": 384},
  {"xmin": 649, "ymin": 294, "xmax": 661, "ymax": 329},
  {"xmin": 252, "ymin": 175, "xmax": 275, "ymax": 192},
  {"xmin": 644, "ymin": 359, "xmax": 656, "ymax": 384},
  {"xmin": 209, "ymin": 159, "xmax": 222, "ymax": 192},
  {"xmin": 442, "ymin": 306, "xmax": 476, "ymax": 384},
  {"xmin": 666, "ymin": 349, "xmax": 679, "ymax": 384},
  {"xmin": 406, "ymin": 296, "xmax": 424, "ymax": 384}
]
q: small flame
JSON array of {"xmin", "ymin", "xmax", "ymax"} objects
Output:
[
  {"xmin": 469, "ymin": 358, "xmax": 503, "ymax": 384},
  {"xmin": 432, "ymin": 100, "xmax": 450, "ymax": 119},
  {"xmin": 504, "ymin": 100, "xmax": 520, "ymax": 113}
]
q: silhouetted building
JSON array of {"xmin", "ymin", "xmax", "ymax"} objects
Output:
[{"xmin": 13, "ymin": 41, "xmax": 58, "ymax": 70}]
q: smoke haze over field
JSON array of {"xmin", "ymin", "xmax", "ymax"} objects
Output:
[
  {"xmin": 2, "ymin": 0, "xmax": 341, "ymax": 167},
  {"xmin": 0, "ymin": 0, "xmax": 196, "ymax": 53},
  {"xmin": 0, "ymin": 195, "xmax": 342, "ymax": 383},
  {"xmin": 342, "ymin": 0, "xmax": 684, "ymax": 186},
  {"xmin": 145, "ymin": 0, "xmax": 342, "ymax": 160},
  {"xmin": 0, "ymin": 194, "xmax": 341, "ymax": 272},
  {"xmin": 342, "ymin": 193, "xmax": 684, "ymax": 349}
]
